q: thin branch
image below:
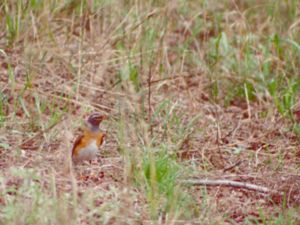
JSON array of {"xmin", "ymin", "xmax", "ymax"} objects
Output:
[
  {"xmin": 215, "ymin": 107, "xmax": 226, "ymax": 165},
  {"xmin": 148, "ymin": 60, "xmax": 152, "ymax": 134},
  {"xmin": 76, "ymin": 0, "xmax": 84, "ymax": 101},
  {"xmin": 182, "ymin": 179, "xmax": 282, "ymax": 194}
]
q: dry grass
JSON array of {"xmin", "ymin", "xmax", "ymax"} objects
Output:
[{"xmin": 1, "ymin": 0, "xmax": 300, "ymax": 224}]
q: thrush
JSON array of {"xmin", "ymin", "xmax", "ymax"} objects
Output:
[{"xmin": 71, "ymin": 113, "xmax": 107, "ymax": 163}]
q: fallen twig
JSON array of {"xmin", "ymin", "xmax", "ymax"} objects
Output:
[{"xmin": 183, "ymin": 179, "xmax": 282, "ymax": 194}]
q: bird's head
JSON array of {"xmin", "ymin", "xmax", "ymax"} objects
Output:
[{"xmin": 85, "ymin": 113, "xmax": 107, "ymax": 132}]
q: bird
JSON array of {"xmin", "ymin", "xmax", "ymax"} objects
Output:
[{"xmin": 71, "ymin": 113, "xmax": 107, "ymax": 163}]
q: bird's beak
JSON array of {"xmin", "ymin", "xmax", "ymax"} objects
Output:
[{"xmin": 93, "ymin": 114, "xmax": 108, "ymax": 124}]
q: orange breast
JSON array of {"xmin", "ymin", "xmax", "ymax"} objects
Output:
[{"xmin": 72, "ymin": 130, "xmax": 105, "ymax": 157}]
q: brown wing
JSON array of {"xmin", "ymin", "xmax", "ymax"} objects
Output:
[
  {"xmin": 96, "ymin": 133, "xmax": 106, "ymax": 147},
  {"xmin": 72, "ymin": 134, "xmax": 84, "ymax": 157}
]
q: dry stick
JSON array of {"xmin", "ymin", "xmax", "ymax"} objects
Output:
[
  {"xmin": 183, "ymin": 179, "xmax": 282, "ymax": 194},
  {"xmin": 148, "ymin": 58, "xmax": 153, "ymax": 136},
  {"xmin": 148, "ymin": 28, "xmax": 166, "ymax": 136},
  {"xmin": 244, "ymin": 83, "xmax": 251, "ymax": 119},
  {"xmin": 76, "ymin": 1, "xmax": 84, "ymax": 101},
  {"xmin": 215, "ymin": 106, "xmax": 226, "ymax": 166}
]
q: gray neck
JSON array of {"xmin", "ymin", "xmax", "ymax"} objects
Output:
[{"xmin": 87, "ymin": 123, "xmax": 100, "ymax": 132}]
